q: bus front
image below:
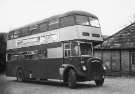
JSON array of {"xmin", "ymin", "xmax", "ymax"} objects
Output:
[
  {"xmin": 63, "ymin": 40, "xmax": 105, "ymax": 88},
  {"xmin": 80, "ymin": 41, "xmax": 104, "ymax": 79},
  {"xmin": 76, "ymin": 15, "xmax": 105, "ymax": 86},
  {"xmin": 61, "ymin": 12, "xmax": 105, "ymax": 88}
]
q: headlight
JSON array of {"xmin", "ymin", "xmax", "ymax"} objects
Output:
[
  {"xmin": 82, "ymin": 66, "xmax": 87, "ymax": 71},
  {"xmin": 103, "ymin": 65, "xmax": 106, "ymax": 70}
]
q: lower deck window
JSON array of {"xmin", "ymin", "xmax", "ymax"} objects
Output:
[
  {"xmin": 6, "ymin": 49, "xmax": 48, "ymax": 60},
  {"xmin": 64, "ymin": 50, "xmax": 71, "ymax": 57},
  {"xmin": 24, "ymin": 50, "xmax": 47, "ymax": 60}
]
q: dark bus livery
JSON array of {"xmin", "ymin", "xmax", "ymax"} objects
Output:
[{"xmin": 6, "ymin": 11, "xmax": 105, "ymax": 88}]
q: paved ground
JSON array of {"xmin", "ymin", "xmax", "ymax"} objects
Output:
[{"xmin": 1, "ymin": 75, "xmax": 135, "ymax": 94}]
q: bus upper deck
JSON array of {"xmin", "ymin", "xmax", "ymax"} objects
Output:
[{"xmin": 7, "ymin": 11, "xmax": 103, "ymax": 50}]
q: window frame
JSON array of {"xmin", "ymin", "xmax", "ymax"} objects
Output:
[
  {"xmin": 89, "ymin": 17, "xmax": 100, "ymax": 28},
  {"xmin": 71, "ymin": 41, "xmax": 80, "ymax": 56},
  {"xmin": 64, "ymin": 42, "xmax": 72, "ymax": 57},
  {"xmin": 29, "ymin": 24, "xmax": 39, "ymax": 35},
  {"xmin": 79, "ymin": 42, "xmax": 93, "ymax": 56},
  {"xmin": 48, "ymin": 19, "xmax": 59, "ymax": 31},
  {"xmin": 39, "ymin": 22, "xmax": 49, "ymax": 32},
  {"xmin": 20, "ymin": 27, "xmax": 30, "ymax": 37},
  {"xmin": 23, "ymin": 49, "xmax": 48, "ymax": 60},
  {"xmin": 75, "ymin": 14, "xmax": 90, "ymax": 26},
  {"xmin": 8, "ymin": 31, "xmax": 14, "ymax": 40},
  {"xmin": 13, "ymin": 29, "xmax": 22, "ymax": 38},
  {"xmin": 59, "ymin": 15, "xmax": 75, "ymax": 28}
]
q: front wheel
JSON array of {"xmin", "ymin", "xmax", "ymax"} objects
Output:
[
  {"xmin": 16, "ymin": 69, "xmax": 25, "ymax": 82},
  {"xmin": 95, "ymin": 78, "xmax": 104, "ymax": 86},
  {"xmin": 67, "ymin": 69, "xmax": 77, "ymax": 89}
]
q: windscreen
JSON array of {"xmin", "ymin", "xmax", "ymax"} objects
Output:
[
  {"xmin": 89, "ymin": 17, "xmax": 100, "ymax": 27},
  {"xmin": 76, "ymin": 15, "xmax": 89, "ymax": 25},
  {"xmin": 80, "ymin": 43, "xmax": 93, "ymax": 56},
  {"xmin": 75, "ymin": 15, "xmax": 100, "ymax": 27}
]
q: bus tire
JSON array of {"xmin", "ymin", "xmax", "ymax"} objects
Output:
[
  {"xmin": 16, "ymin": 69, "xmax": 24, "ymax": 82},
  {"xmin": 67, "ymin": 69, "xmax": 77, "ymax": 89},
  {"xmin": 95, "ymin": 78, "xmax": 104, "ymax": 86}
]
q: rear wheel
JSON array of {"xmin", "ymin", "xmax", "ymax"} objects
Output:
[
  {"xmin": 67, "ymin": 69, "xmax": 77, "ymax": 89},
  {"xmin": 16, "ymin": 69, "xmax": 24, "ymax": 82},
  {"xmin": 95, "ymin": 78, "xmax": 104, "ymax": 86}
]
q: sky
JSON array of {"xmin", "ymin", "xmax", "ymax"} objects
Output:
[{"xmin": 0, "ymin": 0, "xmax": 135, "ymax": 35}]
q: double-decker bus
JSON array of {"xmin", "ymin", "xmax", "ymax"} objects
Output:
[{"xmin": 6, "ymin": 11, "xmax": 105, "ymax": 88}]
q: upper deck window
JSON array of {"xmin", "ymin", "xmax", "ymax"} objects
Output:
[
  {"xmin": 48, "ymin": 19, "xmax": 59, "ymax": 30},
  {"xmin": 29, "ymin": 24, "xmax": 39, "ymax": 34},
  {"xmin": 8, "ymin": 32, "xmax": 14, "ymax": 40},
  {"xmin": 60, "ymin": 15, "xmax": 75, "ymax": 28},
  {"xmin": 89, "ymin": 17, "xmax": 100, "ymax": 27},
  {"xmin": 14, "ymin": 31, "xmax": 19, "ymax": 38},
  {"xmin": 14, "ymin": 30, "xmax": 21, "ymax": 38},
  {"xmin": 21, "ymin": 27, "xmax": 29, "ymax": 36},
  {"xmin": 76, "ymin": 15, "xmax": 90, "ymax": 26},
  {"xmin": 39, "ymin": 22, "xmax": 48, "ymax": 32}
]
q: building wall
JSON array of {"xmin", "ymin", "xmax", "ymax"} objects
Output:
[
  {"xmin": 94, "ymin": 49, "xmax": 133, "ymax": 76},
  {"xmin": 102, "ymin": 50, "xmax": 111, "ymax": 70},
  {"xmin": 121, "ymin": 50, "xmax": 129, "ymax": 72},
  {"xmin": 129, "ymin": 52, "xmax": 135, "ymax": 73}
]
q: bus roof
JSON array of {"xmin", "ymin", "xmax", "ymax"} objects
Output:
[
  {"xmin": 9, "ymin": 11, "xmax": 98, "ymax": 32},
  {"xmin": 44, "ymin": 10, "xmax": 98, "ymax": 21},
  {"xmin": 63, "ymin": 11, "xmax": 97, "ymax": 18}
]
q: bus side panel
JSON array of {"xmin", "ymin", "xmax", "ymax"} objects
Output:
[
  {"xmin": 45, "ymin": 58, "xmax": 63, "ymax": 79},
  {"xmin": 23, "ymin": 60, "xmax": 45, "ymax": 79},
  {"xmin": 6, "ymin": 61, "xmax": 18, "ymax": 77},
  {"xmin": 22, "ymin": 58, "xmax": 63, "ymax": 79},
  {"xmin": 46, "ymin": 47, "xmax": 63, "ymax": 79}
]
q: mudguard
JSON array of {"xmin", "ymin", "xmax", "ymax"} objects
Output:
[{"xmin": 59, "ymin": 64, "xmax": 83, "ymax": 79}]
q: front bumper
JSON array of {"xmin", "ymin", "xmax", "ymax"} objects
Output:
[{"xmin": 77, "ymin": 70, "xmax": 105, "ymax": 81}]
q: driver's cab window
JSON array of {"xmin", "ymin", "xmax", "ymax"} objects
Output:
[
  {"xmin": 64, "ymin": 43, "xmax": 71, "ymax": 57},
  {"xmin": 80, "ymin": 43, "xmax": 93, "ymax": 56},
  {"xmin": 72, "ymin": 42, "xmax": 79, "ymax": 56}
]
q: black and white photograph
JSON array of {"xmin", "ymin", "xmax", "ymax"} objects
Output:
[{"xmin": 1, "ymin": 0, "xmax": 135, "ymax": 94}]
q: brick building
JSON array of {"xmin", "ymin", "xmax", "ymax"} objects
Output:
[{"xmin": 94, "ymin": 23, "xmax": 135, "ymax": 76}]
